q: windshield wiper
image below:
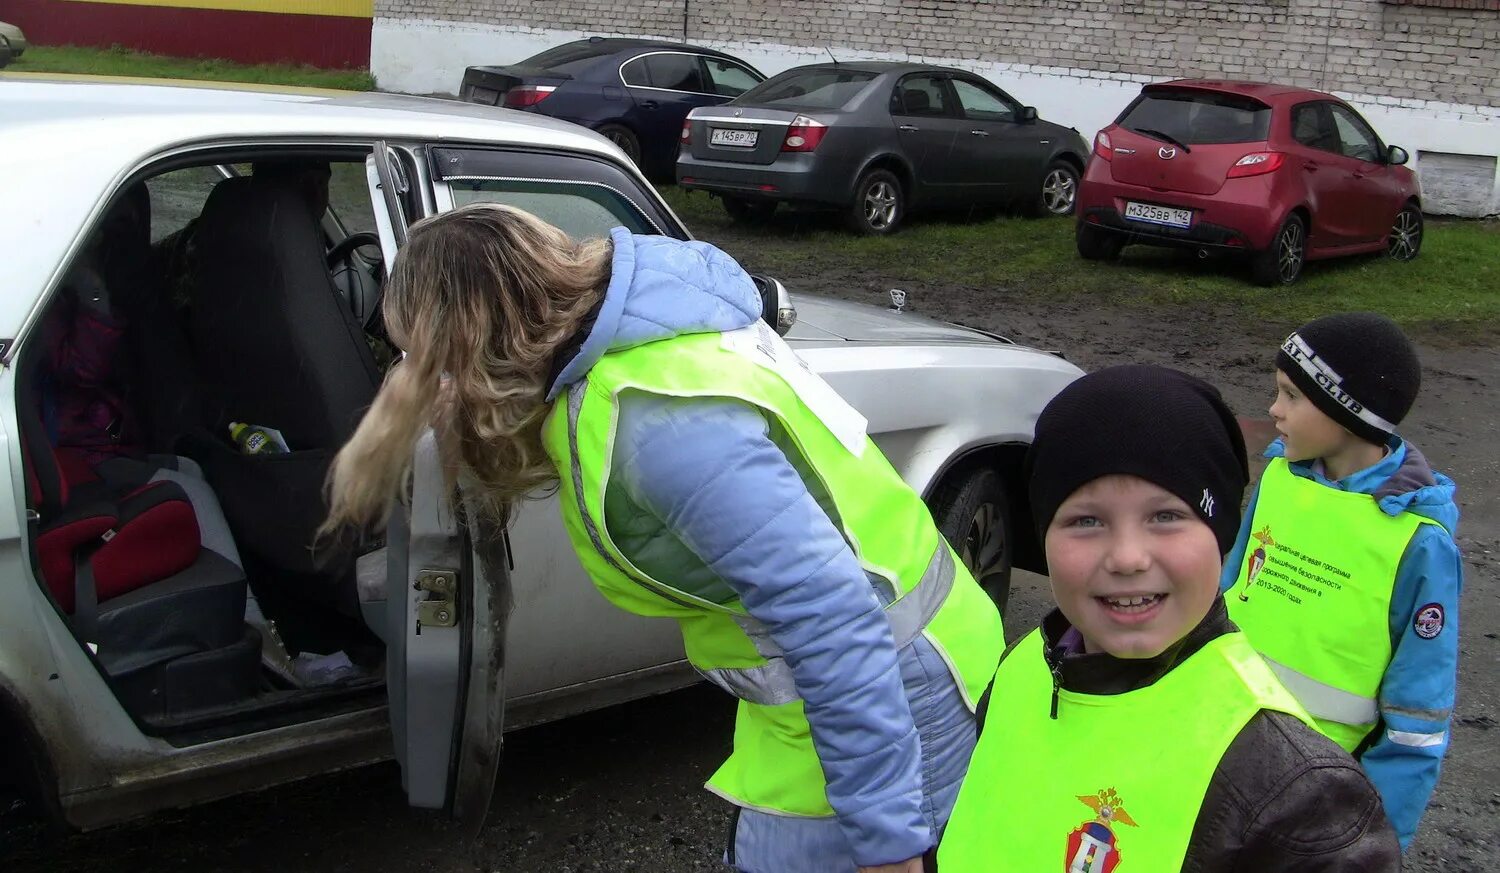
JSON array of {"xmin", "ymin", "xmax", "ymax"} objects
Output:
[{"xmin": 1133, "ymin": 128, "xmax": 1192, "ymax": 153}]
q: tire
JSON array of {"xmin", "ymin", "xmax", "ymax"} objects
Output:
[
  {"xmin": 1075, "ymin": 222, "xmax": 1124, "ymax": 261},
  {"xmin": 722, "ymin": 196, "xmax": 777, "ymax": 224},
  {"xmin": 596, "ymin": 124, "xmax": 641, "ymax": 166},
  {"xmin": 847, "ymin": 168, "xmax": 904, "ymax": 235},
  {"xmin": 1388, "ymin": 204, "xmax": 1423, "ymax": 262},
  {"xmin": 928, "ymin": 465, "xmax": 1014, "ymax": 616},
  {"xmin": 1032, "ymin": 160, "xmax": 1080, "ymax": 217},
  {"xmin": 1250, "ymin": 213, "xmax": 1306, "ymax": 286}
]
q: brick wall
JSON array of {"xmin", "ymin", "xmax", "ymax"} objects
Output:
[{"xmin": 376, "ymin": 0, "xmax": 1500, "ymax": 107}]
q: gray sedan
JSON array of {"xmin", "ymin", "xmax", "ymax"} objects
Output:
[{"xmin": 677, "ymin": 62, "xmax": 1091, "ymax": 233}]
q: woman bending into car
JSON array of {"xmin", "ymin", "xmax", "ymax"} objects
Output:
[{"xmin": 322, "ymin": 203, "xmax": 1003, "ymax": 873}]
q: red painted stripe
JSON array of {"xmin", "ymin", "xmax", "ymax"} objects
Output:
[{"xmin": 5, "ymin": 0, "xmax": 371, "ymax": 68}]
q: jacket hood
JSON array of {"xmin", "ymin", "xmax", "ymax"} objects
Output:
[
  {"xmin": 546, "ymin": 227, "xmax": 761, "ymax": 401},
  {"xmin": 1264, "ymin": 437, "xmax": 1459, "ymax": 536}
]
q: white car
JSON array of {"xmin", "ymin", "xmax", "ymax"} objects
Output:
[{"xmin": 0, "ymin": 77, "xmax": 1082, "ymax": 832}]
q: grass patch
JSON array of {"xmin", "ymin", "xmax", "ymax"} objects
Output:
[
  {"xmin": 5, "ymin": 44, "xmax": 375, "ymax": 91},
  {"xmin": 660, "ymin": 187, "xmax": 1500, "ymax": 329}
]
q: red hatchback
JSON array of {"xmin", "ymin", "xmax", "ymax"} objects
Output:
[{"xmin": 1075, "ymin": 80, "xmax": 1423, "ymax": 285}]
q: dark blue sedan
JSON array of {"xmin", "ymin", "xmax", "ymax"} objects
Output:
[{"xmin": 460, "ymin": 37, "xmax": 765, "ymax": 179}]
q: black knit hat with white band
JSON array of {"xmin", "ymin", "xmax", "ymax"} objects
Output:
[{"xmin": 1276, "ymin": 312, "xmax": 1421, "ymax": 446}]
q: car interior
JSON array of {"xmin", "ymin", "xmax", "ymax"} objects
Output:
[{"xmin": 18, "ymin": 147, "xmax": 399, "ymax": 740}]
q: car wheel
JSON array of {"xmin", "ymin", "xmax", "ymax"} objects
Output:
[
  {"xmin": 1034, "ymin": 160, "xmax": 1080, "ymax": 217},
  {"xmin": 597, "ymin": 124, "xmax": 641, "ymax": 166},
  {"xmin": 1250, "ymin": 213, "xmax": 1306, "ymax": 286},
  {"xmin": 929, "ymin": 465, "xmax": 1014, "ymax": 615},
  {"xmin": 722, "ymin": 196, "xmax": 777, "ymax": 224},
  {"xmin": 1388, "ymin": 205, "xmax": 1423, "ymax": 262},
  {"xmin": 1075, "ymin": 222, "xmax": 1124, "ymax": 261},
  {"xmin": 847, "ymin": 169, "xmax": 904, "ymax": 235}
]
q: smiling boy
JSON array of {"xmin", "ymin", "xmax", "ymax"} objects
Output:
[{"xmin": 933, "ymin": 364, "xmax": 1399, "ymax": 872}]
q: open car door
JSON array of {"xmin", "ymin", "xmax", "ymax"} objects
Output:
[{"xmin": 367, "ymin": 142, "xmax": 508, "ymax": 834}]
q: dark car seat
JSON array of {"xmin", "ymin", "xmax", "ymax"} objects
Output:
[
  {"xmin": 183, "ymin": 173, "xmax": 382, "ymax": 574},
  {"xmin": 903, "ymin": 88, "xmax": 932, "ymax": 115}
]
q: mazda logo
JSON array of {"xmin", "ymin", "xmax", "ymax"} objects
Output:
[
  {"xmin": 733, "ymin": 108, "xmax": 743, "ymax": 117},
  {"xmin": 1159, "ymin": 146, "xmax": 1177, "ymax": 160}
]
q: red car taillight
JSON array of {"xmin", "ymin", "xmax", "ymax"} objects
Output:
[
  {"xmin": 503, "ymin": 85, "xmax": 557, "ymax": 108},
  {"xmin": 1226, "ymin": 151, "xmax": 1285, "ymax": 178},
  {"xmin": 781, "ymin": 115, "xmax": 828, "ymax": 153},
  {"xmin": 1093, "ymin": 130, "xmax": 1114, "ymax": 161},
  {"xmin": 681, "ymin": 119, "xmax": 692, "ymax": 146}
]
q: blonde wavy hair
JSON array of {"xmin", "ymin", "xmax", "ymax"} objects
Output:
[{"xmin": 323, "ymin": 202, "xmax": 611, "ymax": 535}]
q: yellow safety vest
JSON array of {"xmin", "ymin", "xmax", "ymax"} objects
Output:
[
  {"xmin": 541, "ymin": 322, "xmax": 1004, "ymax": 816},
  {"xmin": 1228, "ymin": 458, "xmax": 1435, "ymax": 750},
  {"xmin": 937, "ymin": 628, "xmax": 1308, "ymax": 872}
]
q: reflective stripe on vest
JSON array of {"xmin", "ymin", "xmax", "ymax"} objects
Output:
[
  {"xmin": 541, "ymin": 327, "xmax": 1005, "ymax": 817},
  {"xmin": 937, "ymin": 629, "xmax": 1310, "ymax": 873},
  {"xmin": 1227, "ymin": 457, "xmax": 1434, "ymax": 752},
  {"xmin": 702, "ymin": 546, "xmax": 956, "ymax": 705},
  {"xmin": 1263, "ymin": 654, "xmax": 1378, "ymax": 726}
]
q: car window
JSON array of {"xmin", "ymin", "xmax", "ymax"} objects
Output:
[
  {"xmin": 642, "ymin": 53, "xmax": 706, "ymax": 93},
  {"xmin": 894, "ymin": 75, "xmax": 952, "ymax": 117},
  {"xmin": 702, "ymin": 57, "xmax": 761, "ymax": 98},
  {"xmin": 620, "ymin": 56, "xmax": 649, "ymax": 88},
  {"xmin": 1328, "ymin": 104, "xmax": 1382, "ymax": 162},
  {"xmin": 1119, "ymin": 90, "xmax": 1271, "ymax": 145},
  {"xmin": 1291, "ymin": 103, "xmax": 1341, "ymax": 154},
  {"xmin": 738, "ymin": 69, "xmax": 878, "ymax": 110},
  {"xmin": 326, "ymin": 161, "xmax": 377, "ymax": 236},
  {"xmin": 950, "ymin": 78, "xmax": 1015, "ymax": 123},
  {"xmin": 521, "ymin": 42, "xmax": 617, "ymax": 76},
  {"xmin": 144, "ymin": 166, "xmax": 223, "ymax": 243},
  {"xmin": 448, "ymin": 178, "xmax": 657, "ymax": 240}
]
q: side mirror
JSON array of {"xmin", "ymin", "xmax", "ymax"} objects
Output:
[
  {"xmin": 1019, "ymin": 106, "xmax": 1039, "ymax": 124},
  {"xmin": 752, "ymin": 274, "xmax": 797, "ymax": 336},
  {"xmin": 1387, "ymin": 145, "xmax": 1410, "ymax": 166}
]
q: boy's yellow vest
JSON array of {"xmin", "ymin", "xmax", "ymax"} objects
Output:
[
  {"xmin": 937, "ymin": 629, "xmax": 1308, "ymax": 872},
  {"xmin": 541, "ymin": 322, "xmax": 1004, "ymax": 816},
  {"xmin": 1228, "ymin": 458, "xmax": 1436, "ymax": 751}
]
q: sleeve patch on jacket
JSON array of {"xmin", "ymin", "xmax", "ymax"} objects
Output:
[{"xmin": 1413, "ymin": 602, "xmax": 1445, "ymax": 640}]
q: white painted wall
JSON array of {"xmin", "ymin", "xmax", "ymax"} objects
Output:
[{"xmin": 372, "ymin": 18, "xmax": 1500, "ymax": 217}]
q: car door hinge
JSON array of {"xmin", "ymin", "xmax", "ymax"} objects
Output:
[{"xmin": 414, "ymin": 569, "xmax": 459, "ymax": 630}]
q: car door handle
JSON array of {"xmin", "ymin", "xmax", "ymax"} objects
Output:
[
  {"xmin": 640, "ymin": 100, "xmax": 659, "ymax": 110},
  {"xmin": 898, "ymin": 123, "xmax": 919, "ymax": 131},
  {"xmin": 970, "ymin": 129, "xmax": 990, "ymax": 137},
  {"xmin": 1303, "ymin": 162, "xmax": 1319, "ymax": 172}
]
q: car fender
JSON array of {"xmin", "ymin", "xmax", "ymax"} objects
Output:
[{"xmin": 850, "ymin": 152, "xmax": 916, "ymax": 206}]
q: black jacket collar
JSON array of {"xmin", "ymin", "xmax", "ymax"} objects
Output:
[{"xmin": 1039, "ymin": 597, "xmax": 1236, "ymax": 695}]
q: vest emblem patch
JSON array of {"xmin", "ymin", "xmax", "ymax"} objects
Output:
[{"xmin": 1065, "ymin": 788, "xmax": 1137, "ymax": 872}]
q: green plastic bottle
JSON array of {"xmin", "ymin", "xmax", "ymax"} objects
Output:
[{"xmin": 229, "ymin": 422, "xmax": 289, "ymax": 455}]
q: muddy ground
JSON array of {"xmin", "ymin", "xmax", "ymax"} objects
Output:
[{"xmin": 5, "ymin": 216, "xmax": 1496, "ymax": 871}]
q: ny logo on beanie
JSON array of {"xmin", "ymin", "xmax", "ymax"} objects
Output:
[{"xmin": 1199, "ymin": 489, "xmax": 1216, "ymax": 518}]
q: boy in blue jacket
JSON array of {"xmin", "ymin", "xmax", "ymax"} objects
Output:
[{"xmin": 1222, "ymin": 311, "xmax": 1462, "ymax": 850}]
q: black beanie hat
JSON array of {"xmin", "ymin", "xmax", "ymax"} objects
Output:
[
  {"xmin": 1276, "ymin": 312, "xmax": 1420, "ymax": 446},
  {"xmin": 1026, "ymin": 365, "xmax": 1249, "ymax": 556}
]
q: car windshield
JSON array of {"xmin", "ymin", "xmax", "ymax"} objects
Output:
[
  {"xmin": 520, "ymin": 42, "xmax": 617, "ymax": 75},
  {"xmin": 738, "ymin": 69, "xmax": 878, "ymax": 109},
  {"xmin": 1120, "ymin": 90, "xmax": 1272, "ymax": 145}
]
